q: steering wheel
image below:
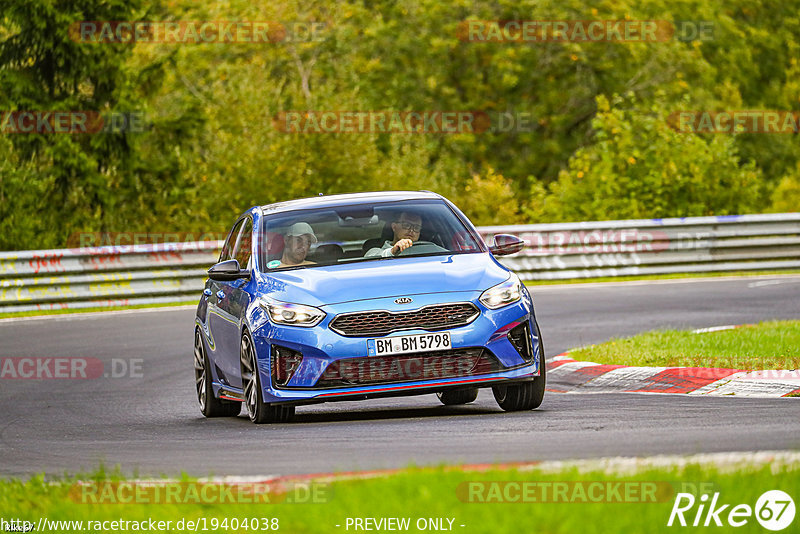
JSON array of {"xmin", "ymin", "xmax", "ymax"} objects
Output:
[{"xmin": 396, "ymin": 240, "xmax": 448, "ymax": 256}]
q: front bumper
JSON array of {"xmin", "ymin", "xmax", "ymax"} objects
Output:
[{"xmin": 244, "ymin": 291, "xmax": 541, "ymax": 404}]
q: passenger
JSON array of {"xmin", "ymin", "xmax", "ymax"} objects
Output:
[
  {"xmin": 365, "ymin": 212, "xmax": 422, "ymax": 257},
  {"xmin": 279, "ymin": 222, "xmax": 317, "ymax": 266}
]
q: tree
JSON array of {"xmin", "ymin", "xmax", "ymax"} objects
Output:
[
  {"xmin": 532, "ymin": 94, "xmax": 763, "ymax": 221},
  {"xmin": 0, "ymin": 0, "xmax": 203, "ymax": 249}
]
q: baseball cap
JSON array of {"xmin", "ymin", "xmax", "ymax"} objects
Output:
[{"xmin": 285, "ymin": 222, "xmax": 317, "ymax": 243}]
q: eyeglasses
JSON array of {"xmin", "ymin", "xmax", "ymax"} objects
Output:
[
  {"xmin": 397, "ymin": 221, "xmax": 422, "ymax": 233},
  {"xmin": 287, "ymin": 235, "xmax": 312, "ymax": 246}
]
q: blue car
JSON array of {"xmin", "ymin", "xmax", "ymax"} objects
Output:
[{"xmin": 194, "ymin": 191, "xmax": 545, "ymax": 423}]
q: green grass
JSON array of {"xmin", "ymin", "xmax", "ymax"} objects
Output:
[
  {"xmin": 0, "ymin": 300, "xmax": 196, "ymax": 320},
  {"xmin": 524, "ymin": 270, "xmax": 800, "ymax": 286},
  {"xmin": 1, "ymin": 462, "xmax": 797, "ymax": 533},
  {"xmin": 568, "ymin": 320, "xmax": 800, "ymax": 370}
]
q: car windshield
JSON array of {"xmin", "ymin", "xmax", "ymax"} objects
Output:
[{"xmin": 259, "ymin": 199, "xmax": 485, "ymax": 271}]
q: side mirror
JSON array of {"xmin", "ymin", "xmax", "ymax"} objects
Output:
[
  {"xmin": 489, "ymin": 234, "xmax": 525, "ymax": 256},
  {"xmin": 208, "ymin": 259, "xmax": 251, "ymax": 281}
]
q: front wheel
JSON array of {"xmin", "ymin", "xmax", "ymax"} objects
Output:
[
  {"xmin": 437, "ymin": 388, "xmax": 479, "ymax": 405},
  {"xmin": 194, "ymin": 328, "xmax": 241, "ymax": 418},
  {"xmin": 240, "ymin": 331, "xmax": 295, "ymax": 424},
  {"xmin": 493, "ymin": 353, "xmax": 546, "ymax": 412}
]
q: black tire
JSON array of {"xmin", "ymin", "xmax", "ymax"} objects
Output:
[
  {"xmin": 493, "ymin": 334, "xmax": 546, "ymax": 411},
  {"xmin": 240, "ymin": 331, "xmax": 295, "ymax": 424},
  {"xmin": 437, "ymin": 388, "xmax": 479, "ymax": 405},
  {"xmin": 194, "ymin": 328, "xmax": 241, "ymax": 418}
]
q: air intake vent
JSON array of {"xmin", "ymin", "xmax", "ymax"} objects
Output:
[{"xmin": 507, "ymin": 322, "xmax": 533, "ymax": 362}]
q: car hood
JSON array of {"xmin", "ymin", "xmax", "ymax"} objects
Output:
[{"xmin": 260, "ymin": 253, "xmax": 510, "ymax": 307}]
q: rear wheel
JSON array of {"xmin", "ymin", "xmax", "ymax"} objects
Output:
[
  {"xmin": 194, "ymin": 328, "xmax": 241, "ymax": 417},
  {"xmin": 493, "ymin": 334, "xmax": 546, "ymax": 412},
  {"xmin": 240, "ymin": 331, "xmax": 295, "ymax": 424},
  {"xmin": 436, "ymin": 388, "xmax": 479, "ymax": 405}
]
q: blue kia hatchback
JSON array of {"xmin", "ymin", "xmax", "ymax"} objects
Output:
[{"xmin": 194, "ymin": 191, "xmax": 545, "ymax": 423}]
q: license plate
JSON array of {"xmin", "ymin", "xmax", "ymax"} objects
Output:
[{"xmin": 367, "ymin": 332, "xmax": 452, "ymax": 356}]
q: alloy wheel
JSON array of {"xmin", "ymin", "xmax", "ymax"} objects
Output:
[
  {"xmin": 194, "ymin": 329, "xmax": 207, "ymax": 411},
  {"xmin": 240, "ymin": 334, "xmax": 258, "ymax": 418}
]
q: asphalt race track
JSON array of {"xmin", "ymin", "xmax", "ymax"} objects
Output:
[{"xmin": 1, "ymin": 276, "xmax": 799, "ymax": 479}]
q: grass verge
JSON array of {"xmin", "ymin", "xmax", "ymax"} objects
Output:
[
  {"xmin": 1, "ymin": 461, "xmax": 797, "ymax": 534},
  {"xmin": 567, "ymin": 320, "xmax": 800, "ymax": 370}
]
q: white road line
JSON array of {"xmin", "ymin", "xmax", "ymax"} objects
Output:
[
  {"xmin": 529, "ymin": 273, "xmax": 800, "ymax": 291},
  {"xmin": 691, "ymin": 325, "xmax": 739, "ymax": 334},
  {"xmin": 0, "ymin": 304, "xmax": 196, "ymax": 324},
  {"xmin": 522, "ymin": 450, "xmax": 800, "ymax": 475},
  {"xmin": 748, "ymin": 279, "xmax": 800, "ymax": 288}
]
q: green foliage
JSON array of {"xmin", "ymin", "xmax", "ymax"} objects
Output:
[
  {"xmin": 1, "ymin": 0, "xmax": 799, "ymax": 250},
  {"xmin": 0, "ymin": 0, "xmax": 204, "ymax": 249},
  {"xmin": 769, "ymin": 164, "xmax": 800, "ymax": 213},
  {"xmin": 533, "ymin": 94, "xmax": 763, "ymax": 221},
  {"xmin": 453, "ymin": 167, "xmax": 520, "ymax": 225},
  {"xmin": 0, "ymin": 137, "xmax": 51, "ymax": 248}
]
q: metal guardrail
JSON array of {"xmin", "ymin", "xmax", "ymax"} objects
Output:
[
  {"xmin": 480, "ymin": 212, "xmax": 800, "ymax": 281},
  {"xmin": 1, "ymin": 213, "xmax": 798, "ymax": 313},
  {"xmin": 0, "ymin": 242, "xmax": 221, "ymax": 313}
]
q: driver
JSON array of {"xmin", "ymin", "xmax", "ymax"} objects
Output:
[
  {"xmin": 279, "ymin": 222, "xmax": 317, "ymax": 266},
  {"xmin": 365, "ymin": 212, "xmax": 422, "ymax": 257}
]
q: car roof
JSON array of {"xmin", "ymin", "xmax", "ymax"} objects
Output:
[{"xmin": 259, "ymin": 191, "xmax": 444, "ymax": 213}]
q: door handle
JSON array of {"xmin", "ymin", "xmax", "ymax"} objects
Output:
[{"xmin": 216, "ymin": 290, "xmax": 225, "ymax": 299}]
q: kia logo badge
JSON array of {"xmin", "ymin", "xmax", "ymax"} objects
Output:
[{"xmin": 394, "ymin": 297, "xmax": 413, "ymax": 304}]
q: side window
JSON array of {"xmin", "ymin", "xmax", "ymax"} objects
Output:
[
  {"xmin": 219, "ymin": 219, "xmax": 244, "ymax": 263},
  {"xmin": 233, "ymin": 218, "xmax": 253, "ymax": 269}
]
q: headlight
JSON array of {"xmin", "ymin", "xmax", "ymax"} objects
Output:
[
  {"xmin": 479, "ymin": 274, "xmax": 522, "ymax": 309},
  {"xmin": 260, "ymin": 298, "xmax": 326, "ymax": 327}
]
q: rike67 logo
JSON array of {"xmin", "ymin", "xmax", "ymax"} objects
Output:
[{"xmin": 668, "ymin": 490, "xmax": 795, "ymax": 530}]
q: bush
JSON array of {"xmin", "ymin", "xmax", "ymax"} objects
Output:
[
  {"xmin": 534, "ymin": 95, "xmax": 764, "ymax": 222},
  {"xmin": 769, "ymin": 166, "xmax": 800, "ymax": 213}
]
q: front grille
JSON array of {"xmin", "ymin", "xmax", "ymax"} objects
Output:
[
  {"xmin": 314, "ymin": 348, "xmax": 502, "ymax": 388},
  {"xmin": 329, "ymin": 302, "xmax": 479, "ymax": 337}
]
